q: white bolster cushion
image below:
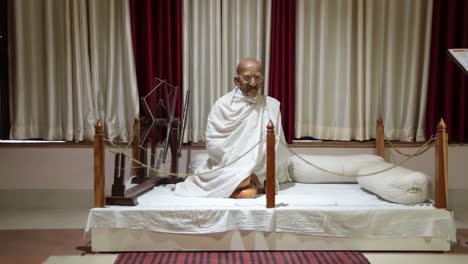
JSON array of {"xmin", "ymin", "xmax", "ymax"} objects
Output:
[
  {"xmin": 357, "ymin": 162, "xmax": 429, "ymax": 204},
  {"xmin": 288, "ymin": 154, "xmax": 385, "ymax": 183}
]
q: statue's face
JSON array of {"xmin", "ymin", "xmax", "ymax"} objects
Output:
[{"xmin": 235, "ymin": 61, "xmax": 264, "ymax": 97}]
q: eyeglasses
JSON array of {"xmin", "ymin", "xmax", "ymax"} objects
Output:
[{"xmin": 239, "ymin": 74, "xmax": 264, "ymax": 84}]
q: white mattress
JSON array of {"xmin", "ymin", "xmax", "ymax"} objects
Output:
[{"xmin": 86, "ymin": 183, "xmax": 456, "ymax": 242}]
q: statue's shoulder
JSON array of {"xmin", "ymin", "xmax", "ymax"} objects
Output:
[
  {"xmin": 209, "ymin": 90, "xmax": 236, "ymax": 116},
  {"xmin": 220, "ymin": 90, "xmax": 235, "ymax": 101},
  {"xmin": 265, "ymin": 96, "xmax": 280, "ymax": 108},
  {"xmin": 214, "ymin": 90, "xmax": 234, "ymax": 107}
]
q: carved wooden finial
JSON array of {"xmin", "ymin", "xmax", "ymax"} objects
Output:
[
  {"xmin": 437, "ymin": 118, "xmax": 446, "ymax": 131},
  {"xmin": 267, "ymin": 120, "xmax": 274, "ymax": 131},
  {"xmin": 435, "ymin": 117, "xmax": 448, "ymax": 209},
  {"xmin": 377, "ymin": 115, "xmax": 383, "ymax": 125},
  {"xmin": 95, "ymin": 120, "xmax": 103, "ymax": 134},
  {"xmin": 375, "ymin": 115, "xmax": 385, "ymax": 159},
  {"xmin": 266, "ymin": 119, "xmax": 276, "ymax": 208}
]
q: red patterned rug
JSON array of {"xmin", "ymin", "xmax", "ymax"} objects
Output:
[{"xmin": 114, "ymin": 251, "xmax": 370, "ymax": 264}]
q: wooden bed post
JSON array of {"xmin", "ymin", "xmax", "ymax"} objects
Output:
[
  {"xmin": 170, "ymin": 119, "xmax": 180, "ymax": 174},
  {"xmin": 376, "ymin": 115, "xmax": 385, "ymax": 158},
  {"xmin": 435, "ymin": 119, "xmax": 448, "ymax": 209},
  {"xmin": 94, "ymin": 121, "xmax": 105, "ymax": 208},
  {"xmin": 266, "ymin": 120, "xmax": 276, "ymax": 208}
]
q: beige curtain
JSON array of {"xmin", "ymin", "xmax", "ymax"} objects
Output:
[
  {"xmin": 295, "ymin": 0, "xmax": 433, "ymax": 141},
  {"xmin": 9, "ymin": 0, "xmax": 138, "ymax": 141},
  {"xmin": 183, "ymin": 0, "xmax": 271, "ymax": 142}
]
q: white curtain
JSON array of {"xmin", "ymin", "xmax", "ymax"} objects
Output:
[
  {"xmin": 295, "ymin": 0, "xmax": 433, "ymax": 141},
  {"xmin": 183, "ymin": 0, "xmax": 271, "ymax": 142},
  {"xmin": 9, "ymin": 0, "xmax": 139, "ymax": 141}
]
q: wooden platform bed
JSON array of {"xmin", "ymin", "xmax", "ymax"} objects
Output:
[{"xmin": 87, "ymin": 118, "xmax": 455, "ymax": 252}]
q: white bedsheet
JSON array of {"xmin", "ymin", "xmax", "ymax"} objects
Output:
[{"xmin": 86, "ymin": 183, "xmax": 456, "ymax": 242}]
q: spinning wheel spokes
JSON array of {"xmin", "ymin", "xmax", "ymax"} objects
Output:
[
  {"xmin": 138, "ymin": 77, "xmax": 186, "ymax": 175},
  {"xmin": 178, "ymin": 89, "xmax": 191, "ymax": 157},
  {"xmin": 162, "ymin": 81, "xmax": 179, "ymax": 162}
]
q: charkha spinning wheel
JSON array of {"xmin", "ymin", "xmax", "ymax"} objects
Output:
[
  {"xmin": 138, "ymin": 78, "xmax": 190, "ymax": 176},
  {"xmin": 105, "ymin": 77, "xmax": 190, "ymax": 206}
]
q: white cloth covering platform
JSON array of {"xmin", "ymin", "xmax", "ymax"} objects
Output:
[{"xmin": 86, "ymin": 183, "xmax": 456, "ymax": 252}]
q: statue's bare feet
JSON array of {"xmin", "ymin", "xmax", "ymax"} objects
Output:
[
  {"xmin": 230, "ymin": 175, "xmax": 260, "ymax": 198},
  {"xmin": 250, "ymin": 174, "xmax": 264, "ymax": 194},
  {"xmin": 231, "ymin": 183, "xmax": 258, "ymax": 198}
]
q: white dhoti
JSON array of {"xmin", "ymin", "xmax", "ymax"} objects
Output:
[{"xmin": 174, "ymin": 89, "xmax": 291, "ymax": 198}]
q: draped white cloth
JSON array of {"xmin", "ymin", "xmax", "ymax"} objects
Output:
[
  {"xmin": 88, "ymin": 183, "xmax": 456, "ymax": 243},
  {"xmin": 175, "ymin": 90, "xmax": 290, "ymax": 198},
  {"xmin": 295, "ymin": 0, "xmax": 433, "ymax": 141},
  {"xmin": 183, "ymin": 0, "xmax": 271, "ymax": 143},
  {"xmin": 9, "ymin": 0, "xmax": 138, "ymax": 141}
]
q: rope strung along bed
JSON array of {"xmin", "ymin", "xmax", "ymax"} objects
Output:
[
  {"xmin": 279, "ymin": 138, "xmax": 436, "ymax": 178},
  {"xmin": 93, "ymin": 117, "xmax": 449, "ymax": 209},
  {"xmin": 385, "ymin": 136, "xmax": 436, "ymax": 157},
  {"xmin": 104, "ymin": 139, "xmax": 263, "ymax": 177},
  {"xmin": 376, "ymin": 118, "xmax": 449, "ymax": 208},
  {"xmin": 271, "ymin": 118, "xmax": 448, "ymax": 209},
  {"xmin": 104, "ymin": 128, "xmax": 434, "ymax": 179},
  {"xmin": 93, "ymin": 120, "xmax": 268, "ymax": 207},
  {"xmin": 103, "ymin": 114, "xmax": 263, "ymax": 178}
]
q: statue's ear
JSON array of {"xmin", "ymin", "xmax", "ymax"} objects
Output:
[{"xmin": 234, "ymin": 76, "xmax": 240, "ymax": 86}]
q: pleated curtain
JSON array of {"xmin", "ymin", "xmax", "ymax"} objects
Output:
[
  {"xmin": 183, "ymin": 0, "xmax": 271, "ymax": 142},
  {"xmin": 6, "ymin": 0, "xmax": 444, "ymax": 143},
  {"xmin": 268, "ymin": 0, "xmax": 296, "ymax": 143},
  {"xmin": 129, "ymin": 0, "xmax": 183, "ymax": 120},
  {"xmin": 295, "ymin": 0, "xmax": 433, "ymax": 141},
  {"xmin": 0, "ymin": 0, "xmax": 8, "ymax": 139},
  {"xmin": 9, "ymin": 0, "xmax": 138, "ymax": 141},
  {"xmin": 426, "ymin": 0, "xmax": 468, "ymax": 142}
]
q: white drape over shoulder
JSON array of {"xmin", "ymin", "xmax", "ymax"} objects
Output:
[
  {"xmin": 175, "ymin": 90, "xmax": 290, "ymax": 198},
  {"xmin": 183, "ymin": 0, "xmax": 271, "ymax": 142},
  {"xmin": 9, "ymin": 0, "xmax": 138, "ymax": 141},
  {"xmin": 295, "ymin": 0, "xmax": 433, "ymax": 141}
]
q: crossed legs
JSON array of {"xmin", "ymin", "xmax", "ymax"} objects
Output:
[{"xmin": 230, "ymin": 174, "xmax": 262, "ymax": 199}]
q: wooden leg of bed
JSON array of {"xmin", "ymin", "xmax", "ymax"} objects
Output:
[
  {"xmin": 435, "ymin": 119, "xmax": 448, "ymax": 209},
  {"xmin": 266, "ymin": 120, "xmax": 276, "ymax": 208},
  {"xmin": 111, "ymin": 153, "xmax": 125, "ymax": 197},
  {"xmin": 94, "ymin": 121, "xmax": 105, "ymax": 208},
  {"xmin": 170, "ymin": 119, "xmax": 180, "ymax": 174},
  {"xmin": 376, "ymin": 115, "xmax": 385, "ymax": 159}
]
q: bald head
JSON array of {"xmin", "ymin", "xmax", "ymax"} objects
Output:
[
  {"xmin": 234, "ymin": 58, "xmax": 264, "ymax": 97},
  {"xmin": 236, "ymin": 58, "xmax": 262, "ymax": 75}
]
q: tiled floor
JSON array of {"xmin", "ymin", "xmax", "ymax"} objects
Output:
[
  {"xmin": 0, "ymin": 208, "xmax": 90, "ymax": 230},
  {"xmin": 0, "ymin": 208, "xmax": 467, "ymax": 264},
  {"xmin": 455, "ymin": 208, "xmax": 468, "ymax": 229}
]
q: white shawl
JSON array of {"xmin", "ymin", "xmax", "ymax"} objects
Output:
[{"xmin": 174, "ymin": 89, "xmax": 290, "ymax": 198}]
